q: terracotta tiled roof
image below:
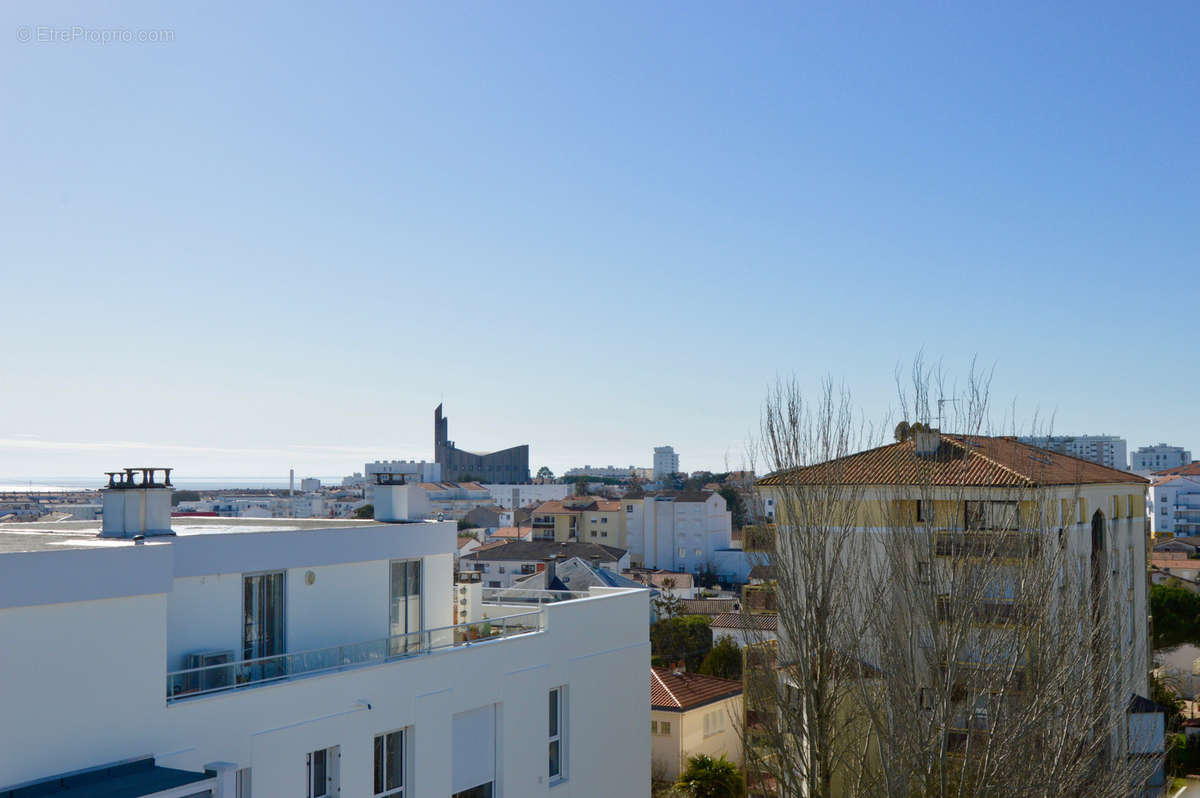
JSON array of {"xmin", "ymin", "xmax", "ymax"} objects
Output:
[
  {"xmin": 757, "ymin": 435, "xmax": 1147, "ymax": 489},
  {"xmin": 711, "ymin": 612, "xmax": 778, "ymax": 632},
  {"xmin": 533, "ymin": 499, "xmax": 621, "ymax": 514},
  {"xmin": 1154, "ymin": 462, "xmax": 1200, "ymax": 477},
  {"xmin": 622, "ymin": 569, "xmax": 695, "ymax": 590},
  {"xmin": 489, "ymin": 526, "xmax": 528, "ymax": 539},
  {"xmin": 460, "ymin": 540, "xmax": 626, "ymax": 563},
  {"xmin": 650, "ymin": 667, "xmax": 742, "ymax": 711},
  {"xmin": 678, "ymin": 598, "xmax": 739, "ymax": 616}
]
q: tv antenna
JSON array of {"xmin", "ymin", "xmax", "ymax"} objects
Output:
[{"xmin": 936, "ymin": 397, "xmax": 958, "ymax": 430}]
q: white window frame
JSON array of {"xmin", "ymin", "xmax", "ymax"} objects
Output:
[
  {"xmin": 374, "ymin": 729, "xmax": 406, "ymax": 797},
  {"xmin": 307, "ymin": 746, "xmax": 339, "ymax": 798},
  {"xmin": 549, "ymin": 686, "xmax": 567, "ymax": 783}
]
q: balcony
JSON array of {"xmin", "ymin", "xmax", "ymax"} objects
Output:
[
  {"xmin": 166, "ymin": 610, "xmax": 543, "ymax": 702},
  {"xmin": 742, "ymin": 524, "xmax": 777, "ymax": 553},
  {"xmin": 934, "ymin": 531, "xmax": 1040, "ymax": 559},
  {"xmin": 936, "ymin": 595, "xmax": 1025, "ymax": 626}
]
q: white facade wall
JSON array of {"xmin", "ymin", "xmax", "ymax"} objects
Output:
[
  {"xmin": 485, "ymin": 484, "xmax": 571, "ymax": 509},
  {"xmin": 630, "ymin": 494, "xmax": 733, "ymax": 573},
  {"xmin": 468, "ymin": 553, "xmax": 631, "ymax": 589},
  {"xmin": 0, "ymin": 522, "xmax": 649, "ymax": 797}
]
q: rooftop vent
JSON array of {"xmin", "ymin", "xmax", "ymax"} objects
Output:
[
  {"xmin": 373, "ymin": 477, "xmax": 432, "ymax": 522},
  {"xmin": 100, "ymin": 467, "xmax": 174, "ymax": 538}
]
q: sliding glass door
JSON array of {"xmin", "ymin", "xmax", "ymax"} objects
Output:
[
  {"xmin": 244, "ymin": 571, "xmax": 285, "ymax": 679},
  {"xmin": 390, "ymin": 560, "xmax": 422, "ymax": 655}
]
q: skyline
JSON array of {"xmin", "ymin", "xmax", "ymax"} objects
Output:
[{"xmin": 3, "ymin": 1, "xmax": 1198, "ymax": 479}]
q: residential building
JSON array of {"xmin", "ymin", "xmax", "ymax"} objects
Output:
[
  {"xmin": 1150, "ymin": 474, "xmax": 1200, "ymax": 537},
  {"xmin": 623, "ymin": 491, "xmax": 736, "ymax": 576},
  {"xmin": 435, "ymin": 404, "xmax": 530, "ymax": 483},
  {"xmin": 677, "ymin": 597, "xmax": 741, "ymax": 618},
  {"xmin": 709, "ymin": 612, "xmax": 778, "ymax": 649},
  {"xmin": 650, "ymin": 667, "xmax": 743, "ymax": 783},
  {"xmin": 1153, "ymin": 462, "xmax": 1200, "ymax": 477},
  {"xmin": 1017, "ymin": 434, "xmax": 1128, "ymax": 471},
  {"xmin": 484, "ymin": 483, "xmax": 570, "ymax": 509},
  {"xmin": 755, "ymin": 431, "xmax": 1154, "ymax": 790},
  {"xmin": 563, "ymin": 465, "xmax": 639, "ymax": 480},
  {"xmin": 623, "ymin": 568, "xmax": 697, "ymax": 599},
  {"xmin": 531, "ymin": 496, "xmax": 626, "ymax": 546},
  {"xmin": 1132, "ymin": 444, "xmax": 1193, "ymax": 475},
  {"xmin": 653, "ymin": 447, "xmax": 680, "ymax": 480},
  {"xmin": 0, "ymin": 468, "xmax": 650, "ymax": 797},
  {"xmin": 419, "ymin": 481, "xmax": 496, "ymax": 520},
  {"xmin": 458, "ymin": 540, "xmax": 629, "ymax": 589},
  {"xmin": 485, "ymin": 526, "xmax": 534, "ymax": 543}
]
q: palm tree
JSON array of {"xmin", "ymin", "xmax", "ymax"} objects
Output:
[{"xmin": 675, "ymin": 754, "xmax": 745, "ymax": 798}]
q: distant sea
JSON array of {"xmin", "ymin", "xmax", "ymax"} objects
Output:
[{"xmin": 0, "ymin": 476, "xmax": 347, "ymax": 492}]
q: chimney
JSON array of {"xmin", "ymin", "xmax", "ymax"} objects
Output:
[
  {"xmin": 543, "ymin": 555, "xmax": 558, "ymax": 586},
  {"xmin": 672, "ymin": 660, "xmax": 685, "ymax": 676},
  {"xmin": 373, "ymin": 473, "xmax": 432, "ymax": 522},
  {"xmin": 100, "ymin": 467, "xmax": 174, "ymax": 538},
  {"xmin": 590, "ymin": 556, "xmax": 602, "ymax": 571},
  {"xmin": 914, "ymin": 428, "xmax": 941, "ymax": 457},
  {"xmin": 289, "ymin": 469, "xmax": 294, "ymax": 497}
]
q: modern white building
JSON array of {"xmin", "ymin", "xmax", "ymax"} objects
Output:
[
  {"xmin": 1150, "ymin": 474, "xmax": 1200, "ymax": 537},
  {"xmin": 484, "ymin": 484, "xmax": 571, "ymax": 509},
  {"xmin": 459, "ymin": 541, "xmax": 630, "ymax": 589},
  {"xmin": 562, "ymin": 466, "xmax": 638, "ymax": 480},
  {"xmin": 624, "ymin": 491, "xmax": 734, "ymax": 575},
  {"xmin": 300, "ymin": 477, "xmax": 322, "ymax": 492},
  {"xmin": 0, "ymin": 468, "xmax": 651, "ymax": 798},
  {"xmin": 652, "ymin": 447, "xmax": 679, "ymax": 481},
  {"xmin": 1018, "ymin": 434, "xmax": 1128, "ymax": 471},
  {"xmin": 1132, "ymin": 444, "xmax": 1193, "ymax": 475}
]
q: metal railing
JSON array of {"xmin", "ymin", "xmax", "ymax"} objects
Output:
[
  {"xmin": 934, "ymin": 531, "xmax": 1041, "ymax": 558},
  {"xmin": 481, "ymin": 587, "xmax": 592, "ymax": 605},
  {"xmin": 166, "ymin": 610, "xmax": 543, "ymax": 701}
]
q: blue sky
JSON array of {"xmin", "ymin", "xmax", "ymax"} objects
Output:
[{"xmin": 2, "ymin": 1, "xmax": 1197, "ymax": 481}]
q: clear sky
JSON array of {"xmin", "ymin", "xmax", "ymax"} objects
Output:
[{"xmin": 2, "ymin": 1, "xmax": 1197, "ymax": 482}]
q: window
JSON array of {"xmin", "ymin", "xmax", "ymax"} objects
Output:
[
  {"xmin": 549, "ymin": 687, "xmax": 566, "ymax": 782},
  {"xmin": 390, "ymin": 560, "xmax": 422, "ymax": 654},
  {"xmin": 659, "ymin": 720, "xmax": 671, "ymax": 735},
  {"xmin": 964, "ymin": 501, "xmax": 1018, "ymax": 530},
  {"xmin": 627, "ymin": 505, "xmax": 633, "ymax": 513},
  {"xmin": 650, "ymin": 720, "xmax": 658, "ymax": 734},
  {"xmin": 919, "ymin": 688, "xmax": 934, "ymax": 710},
  {"xmin": 601, "ymin": 517, "xmax": 608, "ymax": 524},
  {"xmin": 703, "ymin": 709, "xmax": 725, "ymax": 737},
  {"xmin": 916, "ymin": 500, "xmax": 928, "ymax": 522},
  {"xmin": 498, "ymin": 566, "xmax": 505, "ymax": 574},
  {"xmin": 694, "ymin": 548, "xmax": 702, "ymax": 557},
  {"xmin": 679, "ymin": 548, "xmax": 687, "ymax": 558},
  {"xmin": 374, "ymin": 730, "xmax": 405, "ymax": 797},
  {"xmin": 452, "ymin": 786, "xmax": 493, "ymax": 798},
  {"xmin": 307, "ymin": 747, "xmax": 339, "ymax": 798},
  {"xmin": 917, "ymin": 561, "xmax": 931, "ymax": 585},
  {"xmin": 601, "ymin": 531, "xmax": 607, "ymax": 537},
  {"xmin": 243, "ymin": 571, "xmax": 285, "ymax": 680}
]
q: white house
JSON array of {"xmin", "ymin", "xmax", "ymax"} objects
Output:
[
  {"xmin": 0, "ymin": 468, "xmax": 650, "ymax": 798},
  {"xmin": 484, "ymin": 484, "xmax": 571, "ymax": 509},
  {"xmin": 1150, "ymin": 475, "xmax": 1200, "ymax": 537}
]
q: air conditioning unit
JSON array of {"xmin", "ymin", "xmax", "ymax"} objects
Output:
[{"xmin": 180, "ymin": 649, "xmax": 235, "ymax": 695}]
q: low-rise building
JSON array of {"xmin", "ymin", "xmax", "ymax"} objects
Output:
[
  {"xmin": 459, "ymin": 540, "xmax": 629, "ymax": 589},
  {"xmin": 650, "ymin": 667, "xmax": 743, "ymax": 783},
  {"xmin": 0, "ymin": 468, "xmax": 650, "ymax": 797},
  {"xmin": 623, "ymin": 491, "xmax": 735, "ymax": 575},
  {"xmin": 486, "ymin": 483, "xmax": 572, "ymax": 508},
  {"xmin": 709, "ymin": 612, "xmax": 778, "ymax": 649},
  {"xmin": 532, "ymin": 497, "xmax": 626, "ymax": 546},
  {"xmin": 1150, "ymin": 475, "xmax": 1200, "ymax": 537}
]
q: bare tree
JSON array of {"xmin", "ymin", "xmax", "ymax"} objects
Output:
[{"xmin": 741, "ymin": 362, "xmax": 1162, "ymax": 798}]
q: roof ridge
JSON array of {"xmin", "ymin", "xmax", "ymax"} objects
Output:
[
  {"xmin": 946, "ymin": 435, "xmax": 1034, "ymax": 487},
  {"xmin": 651, "ymin": 668, "xmax": 682, "ymax": 708}
]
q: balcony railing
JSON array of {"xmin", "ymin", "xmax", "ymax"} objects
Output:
[
  {"xmin": 166, "ymin": 610, "xmax": 543, "ymax": 702},
  {"xmin": 934, "ymin": 531, "xmax": 1041, "ymax": 559},
  {"xmin": 481, "ymin": 587, "xmax": 592, "ymax": 605},
  {"xmin": 936, "ymin": 596, "xmax": 1025, "ymax": 625}
]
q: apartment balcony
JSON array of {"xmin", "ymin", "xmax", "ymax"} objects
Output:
[
  {"xmin": 934, "ymin": 531, "xmax": 1041, "ymax": 559},
  {"xmin": 167, "ymin": 610, "xmax": 544, "ymax": 702},
  {"xmin": 935, "ymin": 595, "xmax": 1026, "ymax": 626}
]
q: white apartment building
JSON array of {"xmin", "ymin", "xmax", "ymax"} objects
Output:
[
  {"xmin": 0, "ymin": 468, "xmax": 650, "ymax": 798},
  {"xmin": 1150, "ymin": 475, "xmax": 1200, "ymax": 537},
  {"xmin": 652, "ymin": 447, "xmax": 679, "ymax": 481},
  {"xmin": 1132, "ymin": 444, "xmax": 1193, "ymax": 475},
  {"xmin": 562, "ymin": 466, "xmax": 637, "ymax": 480},
  {"xmin": 459, "ymin": 541, "xmax": 630, "ymax": 589},
  {"xmin": 1018, "ymin": 434, "xmax": 1128, "ymax": 471},
  {"xmin": 624, "ymin": 491, "xmax": 733, "ymax": 574},
  {"xmin": 484, "ymin": 483, "xmax": 571, "ymax": 509}
]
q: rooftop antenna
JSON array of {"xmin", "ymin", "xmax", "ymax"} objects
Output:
[{"xmin": 936, "ymin": 397, "xmax": 959, "ymax": 430}]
